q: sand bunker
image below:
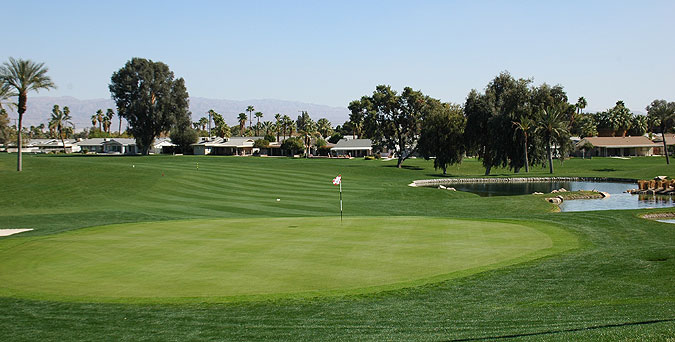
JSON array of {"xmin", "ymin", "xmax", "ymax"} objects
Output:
[{"xmin": 0, "ymin": 229, "xmax": 33, "ymax": 237}]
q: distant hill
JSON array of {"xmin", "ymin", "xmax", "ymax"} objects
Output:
[{"xmin": 5, "ymin": 96, "xmax": 350, "ymax": 130}]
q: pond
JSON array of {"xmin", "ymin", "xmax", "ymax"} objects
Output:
[{"xmin": 447, "ymin": 181, "xmax": 675, "ymax": 212}]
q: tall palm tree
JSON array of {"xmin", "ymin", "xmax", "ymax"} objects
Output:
[
  {"xmin": 282, "ymin": 115, "xmax": 295, "ymax": 139},
  {"xmin": 105, "ymin": 109, "xmax": 115, "ymax": 133},
  {"xmin": 0, "ymin": 57, "xmax": 55, "ymax": 171},
  {"xmin": 573, "ymin": 96, "xmax": 587, "ymax": 126},
  {"xmin": 95, "ymin": 109, "xmax": 103, "ymax": 131},
  {"xmin": 49, "ymin": 105, "xmax": 73, "ymax": 153},
  {"xmin": 90, "ymin": 114, "xmax": 98, "ymax": 128},
  {"xmin": 102, "ymin": 115, "xmax": 112, "ymax": 133},
  {"xmin": 261, "ymin": 121, "xmax": 273, "ymax": 136},
  {"xmin": 198, "ymin": 117, "xmax": 208, "ymax": 131},
  {"xmin": 576, "ymin": 97, "xmax": 587, "ymax": 115},
  {"xmin": 254, "ymin": 111, "xmax": 263, "ymax": 136},
  {"xmin": 316, "ymin": 118, "xmax": 333, "ymax": 138},
  {"xmin": 646, "ymin": 99, "xmax": 675, "ymax": 164},
  {"xmin": 238, "ymin": 112, "xmax": 247, "ymax": 136},
  {"xmin": 298, "ymin": 119, "xmax": 317, "ymax": 158},
  {"xmin": 535, "ymin": 104, "xmax": 570, "ymax": 174},
  {"xmin": 274, "ymin": 113, "xmax": 282, "ymax": 142},
  {"xmin": 512, "ymin": 116, "xmax": 534, "ymax": 173},
  {"xmin": 246, "ymin": 105, "xmax": 254, "ymax": 130}
]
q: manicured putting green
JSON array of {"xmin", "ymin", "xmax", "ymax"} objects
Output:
[{"xmin": 0, "ymin": 216, "xmax": 576, "ymax": 303}]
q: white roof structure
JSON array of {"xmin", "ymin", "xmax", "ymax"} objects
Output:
[{"xmin": 330, "ymin": 139, "xmax": 373, "ymax": 151}]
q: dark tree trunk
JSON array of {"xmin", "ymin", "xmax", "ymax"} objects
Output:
[
  {"xmin": 17, "ymin": 93, "xmax": 27, "ymax": 172},
  {"xmin": 663, "ymin": 129, "xmax": 670, "ymax": 165},
  {"xmin": 17, "ymin": 113, "xmax": 23, "ymax": 171},
  {"xmin": 484, "ymin": 152, "xmax": 491, "ymax": 176},
  {"xmin": 524, "ymin": 135, "xmax": 529, "ymax": 173},
  {"xmin": 547, "ymin": 137, "xmax": 554, "ymax": 174},
  {"xmin": 119, "ymin": 117, "xmax": 122, "ymax": 135}
]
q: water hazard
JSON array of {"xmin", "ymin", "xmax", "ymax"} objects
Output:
[{"xmin": 447, "ymin": 181, "xmax": 675, "ymax": 212}]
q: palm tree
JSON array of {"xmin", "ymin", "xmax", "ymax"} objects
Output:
[
  {"xmin": 274, "ymin": 113, "xmax": 282, "ymax": 142},
  {"xmin": 102, "ymin": 115, "xmax": 111, "ymax": 133},
  {"xmin": 246, "ymin": 105, "xmax": 254, "ymax": 130},
  {"xmin": 512, "ymin": 116, "xmax": 534, "ymax": 173},
  {"xmin": 95, "ymin": 109, "xmax": 103, "ymax": 131},
  {"xmin": 254, "ymin": 111, "xmax": 263, "ymax": 136},
  {"xmin": 297, "ymin": 117, "xmax": 317, "ymax": 158},
  {"xmin": 261, "ymin": 121, "xmax": 273, "ymax": 136},
  {"xmin": 576, "ymin": 97, "xmax": 587, "ymax": 115},
  {"xmin": 646, "ymin": 99, "xmax": 675, "ymax": 164},
  {"xmin": 238, "ymin": 112, "xmax": 247, "ymax": 136},
  {"xmin": 0, "ymin": 57, "xmax": 55, "ymax": 171},
  {"xmin": 316, "ymin": 118, "xmax": 333, "ymax": 138},
  {"xmin": 535, "ymin": 104, "xmax": 571, "ymax": 174},
  {"xmin": 90, "ymin": 114, "xmax": 98, "ymax": 128},
  {"xmin": 198, "ymin": 117, "xmax": 208, "ymax": 131},
  {"xmin": 283, "ymin": 115, "xmax": 295, "ymax": 138},
  {"xmin": 49, "ymin": 105, "xmax": 74, "ymax": 153},
  {"xmin": 105, "ymin": 109, "xmax": 115, "ymax": 133}
]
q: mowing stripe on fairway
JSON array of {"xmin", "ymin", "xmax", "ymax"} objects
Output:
[{"xmin": 0, "ymin": 216, "xmax": 577, "ymax": 303}]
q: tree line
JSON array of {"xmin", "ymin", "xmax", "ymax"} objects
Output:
[
  {"xmin": 2, "ymin": 57, "xmax": 675, "ymax": 172},
  {"xmin": 347, "ymin": 72, "xmax": 675, "ymax": 174}
]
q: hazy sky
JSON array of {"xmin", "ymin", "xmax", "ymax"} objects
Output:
[{"xmin": 4, "ymin": 0, "xmax": 674, "ymax": 112}]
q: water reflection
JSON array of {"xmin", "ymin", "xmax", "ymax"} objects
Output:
[{"xmin": 440, "ymin": 181, "xmax": 675, "ymax": 212}]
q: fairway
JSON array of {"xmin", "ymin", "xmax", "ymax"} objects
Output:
[
  {"xmin": 0, "ymin": 154, "xmax": 673, "ymax": 341},
  {"xmin": 0, "ymin": 216, "xmax": 574, "ymax": 303}
]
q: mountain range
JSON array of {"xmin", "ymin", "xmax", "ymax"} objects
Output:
[{"xmin": 5, "ymin": 96, "xmax": 350, "ymax": 130}]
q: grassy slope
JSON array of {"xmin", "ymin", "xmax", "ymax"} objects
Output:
[{"xmin": 0, "ymin": 154, "xmax": 673, "ymax": 341}]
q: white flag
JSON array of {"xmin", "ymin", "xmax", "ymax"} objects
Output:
[{"xmin": 332, "ymin": 175, "xmax": 341, "ymax": 185}]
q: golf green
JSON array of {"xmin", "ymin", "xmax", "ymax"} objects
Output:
[{"xmin": 0, "ymin": 216, "xmax": 576, "ymax": 303}]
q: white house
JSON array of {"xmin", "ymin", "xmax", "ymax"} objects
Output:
[
  {"xmin": 101, "ymin": 138, "xmax": 138, "ymax": 154},
  {"xmin": 7, "ymin": 139, "xmax": 81, "ymax": 153},
  {"xmin": 192, "ymin": 137, "xmax": 261, "ymax": 155},
  {"xmin": 151, "ymin": 137, "xmax": 176, "ymax": 154},
  {"xmin": 330, "ymin": 138, "xmax": 373, "ymax": 157}
]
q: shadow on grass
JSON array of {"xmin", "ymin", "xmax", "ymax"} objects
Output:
[
  {"xmin": 447, "ymin": 318, "xmax": 675, "ymax": 341},
  {"xmin": 36, "ymin": 154, "xmax": 144, "ymax": 158},
  {"xmin": 382, "ymin": 165, "xmax": 424, "ymax": 171},
  {"xmin": 593, "ymin": 168, "xmax": 618, "ymax": 172}
]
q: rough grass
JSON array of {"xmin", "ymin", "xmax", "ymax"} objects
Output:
[{"xmin": 0, "ymin": 154, "xmax": 673, "ymax": 341}]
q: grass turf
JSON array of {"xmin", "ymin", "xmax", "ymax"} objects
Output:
[
  {"xmin": 0, "ymin": 217, "xmax": 575, "ymax": 303},
  {"xmin": 0, "ymin": 154, "xmax": 673, "ymax": 341}
]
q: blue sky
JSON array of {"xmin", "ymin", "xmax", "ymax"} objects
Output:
[{"xmin": 4, "ymin": 0, "xmax": 674, "ymax": 112}]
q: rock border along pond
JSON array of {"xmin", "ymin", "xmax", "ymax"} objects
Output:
[{"xmin": 409, "ymin": 176, "xmax": 637, "ymax": 188}]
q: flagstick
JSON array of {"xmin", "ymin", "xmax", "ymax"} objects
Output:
[{"xmin": 339, "ymin": 181, "xmax": 343, "ymax": 223}]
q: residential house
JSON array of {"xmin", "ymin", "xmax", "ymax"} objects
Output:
[
  {"xmin": 102, "ymin": 138, "xmax": 138, "ymax": 154},
  {"xmin": 576, "ymin": 136, "xmax": 659, "ymax": 157},
  {"xmin": 330, "ymin": 138, "xmax": 373, "ymax": 157},
  {"xmin": 192, "ymin": 137, "xmax": 262, "ymax": 156},
  {"xmin": 7, "ymin": 139, "xmax": 81, "ymax": 153},
  {"xmin": 151, "ymin": 137, "xmax": 176, "ymax": 154},
  {"xmin": 651, "ymin": 133, "xmax": 675, "ymax": 156},
  {"xmin": 75, "ymin": 138, "xmax": 107, "ymax": 153}
]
